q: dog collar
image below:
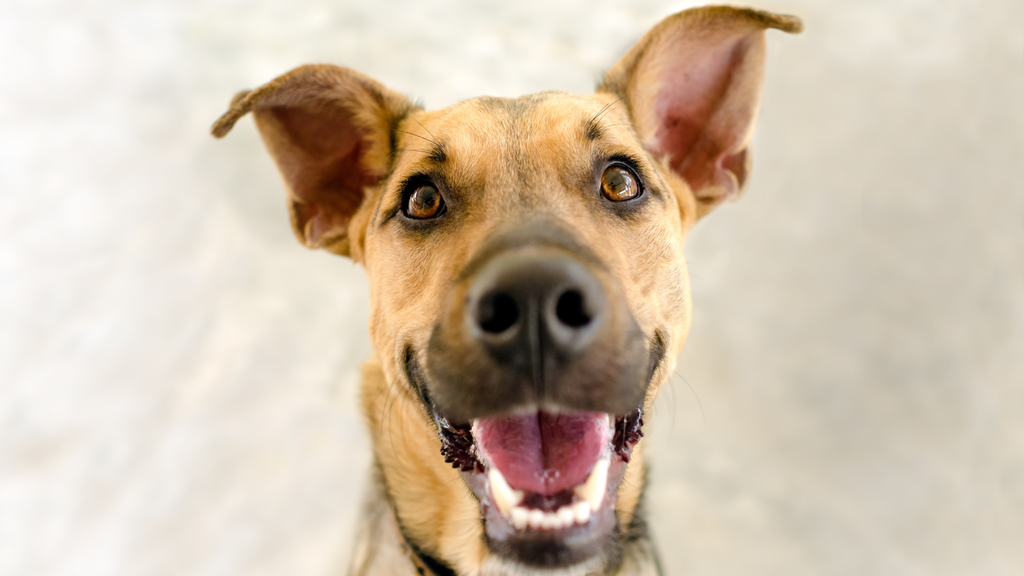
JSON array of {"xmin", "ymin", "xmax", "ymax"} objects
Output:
[
  {"xmin": 403, "ymin": 540, "xmax": 457, "ymax": 576},
  {"xmin": 393, "ymin": 509, "xmax": 457, "ymax": 576}
]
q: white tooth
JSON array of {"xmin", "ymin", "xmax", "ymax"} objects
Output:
[
  {"xmin": 574, "ymin": 455, "xmax": 609, "ymax": 511},
  {"xmin": 511, "ymin": 506, "xmax": 529, "ymax": 530},
  {"xmin": 572, "ymin": 501, "xmax": 591, "ymax": 524},
  {"xmin": 527, "ymin": 509, "xmax": 544, "ymax": 529},
  {"xmin": 538, "ymin": 513, "xmax": 555, "ymax": 530},
  {"xmin": 557, "ymin": 506, "xmax": 574, "ymax": 527},
  {"xmin": 549, "ymin": 515, "xmax": 564, "ymax": 530},
  {"xmin": 488, "ymin": 468, "xmax": 523, "ymax": 517}
]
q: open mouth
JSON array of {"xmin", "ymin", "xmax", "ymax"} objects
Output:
[{"xmin": 434, "ymin": 405, "xmax": 644, "ymax": 563}]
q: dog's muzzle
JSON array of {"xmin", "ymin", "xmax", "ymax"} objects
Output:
[{"xmin": 418, "ymin": 224, "xmax": 658, "ymax": 568}]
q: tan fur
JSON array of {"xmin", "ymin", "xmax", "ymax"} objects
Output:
[
  {"xmin": 348, "ymin": 94, "xmax": 695, "ymax": 572},
  {"xmin": 212, "ymin": 6, "xmax": 800, "ymax": 575}
]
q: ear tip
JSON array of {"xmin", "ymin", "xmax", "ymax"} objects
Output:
[
  {"xmin": 742, "ymin": 8, "xmax": 804, "ymax": 34},
  {"xmin": 727, "ymin": 6, "xmax": 804, "ymax": 34},
  {"xmin": 209, "ymin": 90, "xmax": 253, "ymax": 138},
  {"xmin": 774, "ymin": 14, "xmax": 804, "ymax": 34},
  {"xmin": 209, "ymin": 114, "xmax": 236, "ymax": 138}
]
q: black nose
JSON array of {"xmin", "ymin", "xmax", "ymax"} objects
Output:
[{"xmin": 466, "ymin": 250, "xmax": 605, "ymax": 367}]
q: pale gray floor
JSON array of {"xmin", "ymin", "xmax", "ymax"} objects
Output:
[{"xmin": 1, "ymin": 1, "xmax": 1022, "ymax": 575}]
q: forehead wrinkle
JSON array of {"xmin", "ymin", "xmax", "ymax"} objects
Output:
[
  {"xmin": 524, "ymin": 98, "xmax": 608, "ymax": 164},
  {"xmin": 445, "ymin": 96, "xmax": 539, "ymax": 206},
  {"xmin": 483, "ymin": 101, "xmax": 587, "ymax": 217},
  {"xmin": 424, "ymin": 105, "xmax": 522, "ymax": 213}
]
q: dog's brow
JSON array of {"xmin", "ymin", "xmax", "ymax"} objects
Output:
[
  {"xmin": 583, "ymin": 96, "xmax": 622, "ymax": 142},
  {"xmin": 426, "ymin": 143, "xmax": 447, "ymax": 164},
  {"xmin": 583, "ymin": 118, "xmax": 603, "ymax": 141}
]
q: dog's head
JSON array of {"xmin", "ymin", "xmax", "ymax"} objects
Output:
[{"xmin": 213, "ymin": 6, "xmax": 799, "ymax": 574}]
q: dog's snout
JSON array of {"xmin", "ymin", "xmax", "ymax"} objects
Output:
[
  {"xmin": 426, "ymin": 227, "xmax": 649, "ymax": 422},
  {"xmin": 467, "ymin": 251, "xmax": 604, "ymax": 358}
]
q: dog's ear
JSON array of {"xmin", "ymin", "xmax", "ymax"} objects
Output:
[
  {"xmin": 211, "ymin": 65, "xmax": 418, "ymax": 257},
  {"xmin": 600, "ymin": 6, "xmax": 801, "ymax": 219}
]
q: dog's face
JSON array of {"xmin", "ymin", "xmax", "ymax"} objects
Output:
[{"xmin": 213, "ymin": 6, "xmax": 800, "ymax": 574}]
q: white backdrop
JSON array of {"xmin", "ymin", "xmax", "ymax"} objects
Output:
[{"xmin": 2, "ymin": 1, "xmax": 1022, "ymax": 575}]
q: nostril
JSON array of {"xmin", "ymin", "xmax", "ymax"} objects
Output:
[
  {"xmin": 555, "ymin": 290, "xmax": 591, "ymax": 328},
  {"xmin": 479, "ymin": 293, "xmax": 519, "ymax": 334}
]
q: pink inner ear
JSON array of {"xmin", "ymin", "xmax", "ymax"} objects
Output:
[
  {"xmin": 649, "ymin": 35, "xmax": 753, "ymax": 195},
  {"xmin": 270, "ymin": 105, "xmax": 374, "ymax": 246}
]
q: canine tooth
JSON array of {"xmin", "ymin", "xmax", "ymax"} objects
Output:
[
  {"xmin": 511, "ymin": 506, "xmax": 529, "ymax": 530},
  {"xmin": 574, "ymin": 455, "xmax": 609, "ymax": 511},
  {"xmin": 488, "ymin": 468, "xmax": 523, "ymax": 517},
  {"xmin": 572, "ymin": 501, "xmax": 591, "ymax": 524},
  {"xmin": 557, "ymin": 506, "xmax": 574, "ymax": 526},
  {"xmin": 527, "ymin": 509, "xmax": 545, "ymax": 529}
]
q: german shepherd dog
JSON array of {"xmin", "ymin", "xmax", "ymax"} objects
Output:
[{"xmin": 212, "ymin": 6, "xmax": 801, "ymax": 575}]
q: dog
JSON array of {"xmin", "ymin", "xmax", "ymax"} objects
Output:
[{"xmin": 211, "ymin": 6, "xmax": 800, "ymax": 575}]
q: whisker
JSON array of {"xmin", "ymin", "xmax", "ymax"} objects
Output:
[
  {"xmin": 409, "ymin": 116, "xmax": 442, "ymax": 148},
  {"xmin": 395, "ymin": 128, "xmax": 438, "ymax": 147},
  {"xmin": 589, "ymin": 95, "xmax": 624, "ymax": 126},
  {"xmin": 673, "ymin": 369, "xmax": 706, "ymax": 424},
  {"xmin": 386, "ymin": 147, "xmax": 432, "ymax": 163},
  {"xmin": 657, "ymin": 369, "xmax": 679, "ymax": 434}
]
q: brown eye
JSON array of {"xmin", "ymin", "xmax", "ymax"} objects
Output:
[
  {"xmin": 601, "ymin": 165, "xmax": 640, "ymax": 202},
  {"xmin": 405, "ymin": 184, "xmax": 445, "ymax": 219}
]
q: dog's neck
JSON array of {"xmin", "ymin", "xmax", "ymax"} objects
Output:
[{"xmin": 348, "ymin": 469, "xmax": 432, "ymax": 576}]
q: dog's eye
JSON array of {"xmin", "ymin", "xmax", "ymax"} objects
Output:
[
  {"xmin": 404, "ymin": 184, "xmax": 445, "ymax": 219},
  {"xmin": 601, "ymin": 165, "xmax": 641, "ymax": 202}
]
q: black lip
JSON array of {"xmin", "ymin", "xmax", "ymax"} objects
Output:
[
  {"xmin": 403, "ymin": 345, "xmax": 437, "ymax": 421},
  {"xmin": 434, "ymin": 411, "xmax": 482, "ymax": 473}
]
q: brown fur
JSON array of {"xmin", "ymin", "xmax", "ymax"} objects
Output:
[{"xmin": 212, "ymin": 6, "xmax": 800, "ymax": 575}]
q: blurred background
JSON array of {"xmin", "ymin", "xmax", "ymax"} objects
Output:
[{"xmin": 1, "ymin": 0, "xmax": 1021, "ymax": 574}]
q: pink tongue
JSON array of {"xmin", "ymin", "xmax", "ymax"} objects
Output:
[{"xmin": 474, "ymin": 410, "xmax": 609, "ymax": 495}]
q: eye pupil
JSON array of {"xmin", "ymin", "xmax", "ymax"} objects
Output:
[
  {"xmin": 406, "ymin": 185, "xmax": 444, "ymax": 219},
  {"xmin": 608, "ymin": 172, "xmax": 626, "ymax": 192},
  {"xmin": 601, "ymin": 166, "xmax": 640, "ymax": 202}
]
